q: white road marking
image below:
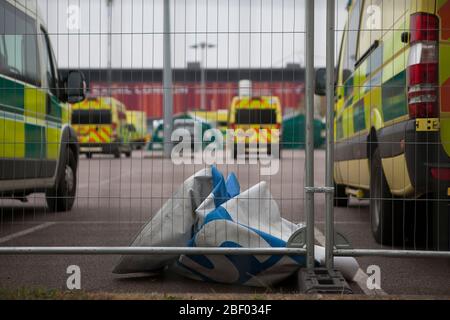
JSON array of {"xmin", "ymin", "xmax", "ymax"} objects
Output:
[
  {"xmin": 314, "ymin": 227, "xmax": 387, "ymax": 296},
  {"xmin": 0, "ymin": 222, "xmax": 56, "ymax": 244}
]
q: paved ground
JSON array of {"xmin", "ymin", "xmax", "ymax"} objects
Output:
[{"xmin": 0, "ymin": 150, "xmax": 449, "ymax": 297}]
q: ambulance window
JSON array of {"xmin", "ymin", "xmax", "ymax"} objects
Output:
[
  {"xmin": 359, "ymin": 0, "xmax": 382, "ymax": 59},
  {"xmin": 0, "ymin": 0, "xmax": 40, "ymax": 85},
  {"xmin": 40, "ymin": 29, "xmax": 58, "ymax": 96},
  {"xmin": 0, "ymin": 4, "xmax": 5, "ymax": 71},
  {"xmin": 393, "ymin": 0, "xmax": 409, "ymax": 23},
  {"xmin": 342, "ymin": 0, "xmax": 362, "ymax": 83},
  {"xmin": 336, "ymin": 29, "xmax": 346, "ymax": 86},
  {"xmin": 71, "ymin": 110, "xmax": 112, "ymax": 125},
  {"xmin": 126, "ymin": 124, "xmax": 137, "ymax": 132},
  {"xmin": 235, "ymin": 109, "xmax": 277, "ymax": 125},
  {"xmin": 0, "ymin": 37, "xmax": 5, "ymax": 71},
  {"xmin": 379, "ymin": 0, "xmax": 409, "ymax": 31}
]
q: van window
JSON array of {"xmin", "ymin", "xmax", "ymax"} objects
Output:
[
  {"xmin": 342, "ymin": 0, "xmax": 362, "ymax": 83},
  {"xmin": 72, "ymin": 110, "xmax": 112, "ymax": 125},
  {"xmin": 235, "ymin": 109, "xmax": 277, "ymax": 125},
  {"xmin": 379, "ymin": 0, "xmax": 409, "ymax": 31},
  {"xmin": 359, "ymin": 0, "xmax": 382, "ymax": 59},
  {"xmin": 40, "ymin": 29, "xmax": 58, "ymax": 96},
  {"xmin": 336, "ymin": 30, "xmax": 347, "ymax": 86},
  {"xmin": 126, "ymin": 124, "xmax": 136, "ymax": 132},
  {"xmin": 0, "ymin": 0, "xmax": 40, "ymax": 85}
]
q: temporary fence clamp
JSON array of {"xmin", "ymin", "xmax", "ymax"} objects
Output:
[
  {"xmin": 287, "ymin": 227, "xmax": 308, "ymax": 248},
  {"xmin": 304, "ymin": 186, "xmax": 334, "ymax": 194},
  {"xmin": 289, "ymin": 228, "xmax": 354, "ymax": 295},
  {"xmin": 287, "ymin": 227, "xmax": 353, "ymax": 250},
  {"xmin": 298, "ymin": 268, "xmax": 353, "ymax": 295}
]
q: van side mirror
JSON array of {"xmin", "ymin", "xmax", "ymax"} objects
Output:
[
  {"xmin": 66, "ymin": 71, "xmax": 86, "ymax": 104},
  {"xmin": 315, "ymin": 68, "xmax": 326, "ymax": 96}
]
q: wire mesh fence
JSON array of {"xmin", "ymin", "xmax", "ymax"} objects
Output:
[
  {"xmin": 0, "ymin": 0, "xmax": 449, "ymax": 294},
  {"xmin": 332, "ymin": 0, "xmax": 450, "ymax": 255}
]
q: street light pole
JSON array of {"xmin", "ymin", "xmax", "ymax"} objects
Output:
[
  {"xmin": 200, "ymin": 48, "xmax": 206, "ymax": 110},
  {"xmin": 107, "ymin": 0, "xmax": 113, "ymax": 95},
  {"xmin": 190, "ymin": 42, "xmax": 215, "ymax": 110}
]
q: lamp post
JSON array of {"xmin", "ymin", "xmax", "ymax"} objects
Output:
[
  {"xmin": 106, "ymin": 0, "xmax": 113, "ymax": 94},
  {"xmin": 190, "ymin": 42, "xmax": 215, "ymax": 110}
]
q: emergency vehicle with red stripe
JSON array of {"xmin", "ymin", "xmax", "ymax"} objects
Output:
[
  {"xmin": 228, "ymin": 96, "xmax": 282, "ymax": 158},
  {"xmin": 71, "ymin": 97, "xmax": 132, "ymax": 158}
]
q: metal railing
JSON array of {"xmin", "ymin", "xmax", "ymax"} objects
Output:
[{"xmin": 1, "ymin": 0, "xmax": 450, "ymax": 295}]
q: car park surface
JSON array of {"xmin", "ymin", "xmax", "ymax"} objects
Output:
[{"xmin": 0, "ymin": 150, "xmax": 448, "ymax": 296}]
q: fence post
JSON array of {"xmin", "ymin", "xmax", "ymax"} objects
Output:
[
  {"xmin": 163, "ymin": 0, "xmax": 174, "ymax": 158},
  {"xmin": 325, "ymin": 0, "xmax": 335, "ymax": 270},
  {"xmin": 305, "ymin": 0, "xmax": 315, "ymax": 270}
]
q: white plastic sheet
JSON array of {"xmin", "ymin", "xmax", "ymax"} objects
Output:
[{"xmin": 114, "ymin": 167, "xmax": 359, "ymax": 287}]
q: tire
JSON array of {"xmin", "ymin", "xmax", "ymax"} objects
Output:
[
  {"xmin": 125, "ymin": 150, "xmax": 132, "ymax": 158},
  {"xmin": 46, "ymin": 148, "xmax": 77, "ymax": 212},
  {"xmin": 113, "ymin": 148, "xmax": 121, "ymax": 158},
  {"xmin": 86, "ymin": 153, "xmax": 92, "ymax": 159},
  {"xmin": 334, "ymin": 183, "xmax": 348, "ymax": 207},
  {"xmin": 266, "ymin": 144, "xmax": 281, "ymax": 159},
  {"xmin": 370, "ymin": 148, "xmax": 403, "ymax": 245}
]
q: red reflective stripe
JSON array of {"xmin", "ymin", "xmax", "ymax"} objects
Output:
[
  {"xmin": 431, "ymin": 168, "xmax": 450, "ymax": 181},
  {"xmin": 442, "ymin": 78, "xmax": 450, "ymax": 113}
]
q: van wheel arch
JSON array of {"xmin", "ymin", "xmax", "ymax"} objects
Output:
[{"xmin": 55, "ymin": 127, "xmax": 79, "ymax": 184}]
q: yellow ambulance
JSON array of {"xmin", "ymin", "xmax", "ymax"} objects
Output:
[
  {"xmin": 188, "ymin": 109, "xmax": 229, "ymax": 135},
  {"xmin": 0, "ymin": 0, "xmax": 85, "ymax": 211},
  {"xmin": 316, "ymin": 0, "xmax": 450, "ymax": 249},
  {"xmin": 71, "ymin": 97, "xmax": 132, "ymax": 158},
  {"xmin": 126, "ymin": 111, "xmax": 148, "ymax": 150},
  {"xmin": 228, "ymin": 96, "xmax": 282, "ymax": 158}
]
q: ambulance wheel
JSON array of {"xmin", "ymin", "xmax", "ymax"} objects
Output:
[
  {"xmin": 125, "ymin": 151, "xmax": 132, "ymax": 158},
  {"xmin": 86, "ymin": 153, "xmax": 92, "ymax": 159},
  {"xmin": 334, "ymin": 183, "xmax": 348, "ymax": 207},
  {"xmin": 46, "ymin": 148, "xmax": 77, "ymax": 212},
  {"xmin": 370, "ymin": 148, "xmax": 403, "ymax": 245},
  {"xmin": 113, "ymin": 149, "xmax": 121, "ymax": 158}
]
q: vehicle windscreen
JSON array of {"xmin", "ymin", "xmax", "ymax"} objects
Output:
[
  {"xmin": 126, "ymin": 124, "xmax": 137, "ymax": 132},
  {"xmin": 72, "ymin": 110, "xmax": 112, "ymax": 125},
  {"xmin": 235, "ymin": 109, "xmax": 277, "ymax": 125}
]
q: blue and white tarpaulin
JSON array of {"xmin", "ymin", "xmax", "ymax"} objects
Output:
[{"xmin": 114, "ymin": 167, "xmax": 359, "ymax": 287}]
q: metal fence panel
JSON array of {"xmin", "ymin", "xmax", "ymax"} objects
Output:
[{"xmin": 1, "ymin": 0, "xmax": 450, "ymax": 296}]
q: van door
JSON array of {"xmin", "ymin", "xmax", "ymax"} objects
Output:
[
  {"xmin": 437, "ymin": 0, "xmax": 450, "ymax": 157},
  {"xmin": 335, "ymin": 0, "xmax": 363, "ymax": 187},
  {"xmin": 0, "ymin": 0, "xmax": 44, "ymax": 182},
  {"xmin": 40, "ymin": 28, "xmax": 61, "ymax": 178}
]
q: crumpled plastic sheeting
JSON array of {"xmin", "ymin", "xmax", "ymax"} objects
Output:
[
  {"xmin": 175, "ymin": 180, "xmax": 305, "ymax": 286},
  {"xmin": 113, "ymin": 167, "xmax": 360, "ymax": 287},
  {"xmin": 113, "ymin": 168, "xmax": 214, "ymax": 274}
]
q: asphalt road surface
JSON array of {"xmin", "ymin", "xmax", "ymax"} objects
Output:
[{"xmin": 0, "ymin": 150, "xmax": 449, "ymax": 296}]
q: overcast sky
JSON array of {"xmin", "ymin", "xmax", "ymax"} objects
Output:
[{"xmin": 38, "ymin": 0, "xmax": 349, "ymax": 69}]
